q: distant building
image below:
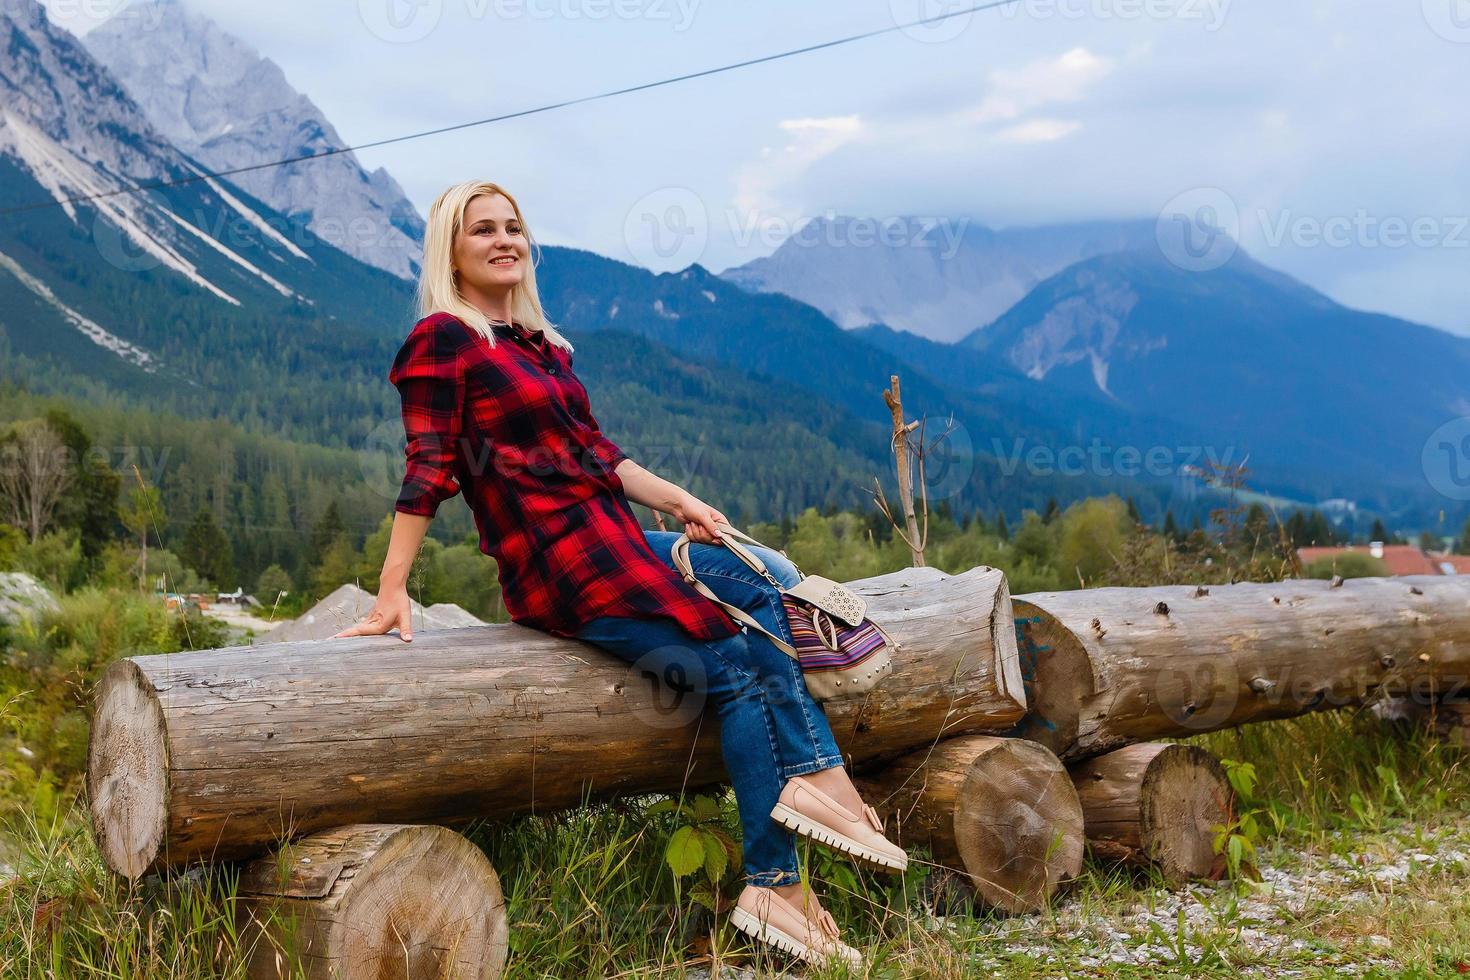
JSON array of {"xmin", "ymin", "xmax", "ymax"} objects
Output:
[{"xmin": 1297, "ymin": 541, "xmax": 1466, "ymax": 576}]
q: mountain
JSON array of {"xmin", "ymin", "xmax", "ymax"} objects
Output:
[
  {"xmin": 0, "ymin": 0, "xmax": 416, "ymax": 433},
  {"xmin": 720, "ymin": 215, "xmax": 1155, "ymax": 343},
  {"xmin": 83, "ymin": 0, "xmax": 424, "ymax": 280},
  {"xmin": 0, "ymin": 0, "xmax": 1160, "ymax": 527},
  {"xmin": 962, "ymin": 248, "xmax": 1470, "ymax": 497}
]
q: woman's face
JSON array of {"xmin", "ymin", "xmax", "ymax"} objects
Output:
[{"xmin": 452, "ymin": 193, "xmax": 529, "ymax": 301}]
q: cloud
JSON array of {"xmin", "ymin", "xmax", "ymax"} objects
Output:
[
  {"xmin": 966, "ymin": 47, "xmax": 1114, "ymax": 126},
  {"xmin": 994, "ymin": 119, "xmax": 1082, "ymax": 144},
  {"xmin": 732, "ymin": 114, "xmax": 863, "ymax": 218}
]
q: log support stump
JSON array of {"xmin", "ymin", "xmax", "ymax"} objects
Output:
[
  {"xmin": 860, "ymin": 735, "xmax": 1084, "ymax": 914},
  {"xmin": 237, "ymin": 824, "xmax": 509, "ymax": 980},
  {"xmin": 1068, "ymin": 742, "xmax": 1233, "ymax": 885}
]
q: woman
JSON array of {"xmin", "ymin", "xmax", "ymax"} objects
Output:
[{"xmin": 334, "ymin": 180, "xmax": 905, "ymax": 968}]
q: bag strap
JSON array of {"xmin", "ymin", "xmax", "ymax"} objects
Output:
[{"xmin": 669, "ymin": 531, "xmax": 800, "ymax": 659}]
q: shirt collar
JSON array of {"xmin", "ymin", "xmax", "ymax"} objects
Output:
[{"xmin": 489, "ymin": 319, "xmax": 543, "ymax": 347}]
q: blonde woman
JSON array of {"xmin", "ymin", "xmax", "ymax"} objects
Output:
[{"xmin": 336, "ymin": 180, "xmax": 906, "ymax": 968}]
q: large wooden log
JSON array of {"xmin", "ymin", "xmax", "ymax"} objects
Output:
[
  {"xmin": 858, "ymin": 735, "xmax": 1084, "ymax": 914},
  {"xmin": 88, "ymin": 565, "xmax": 1023, "ymax": 879},
  {"xmin": 1068, "ymin": 743, "xmax": 1232, "ymax": 885},
  {"xmin": 237, "ymin": 824, "xmax": 508, "ymax": 980},
  {"xmin": 1009, "ymin": 576, "xmax": 1470, "ymax": 761}
]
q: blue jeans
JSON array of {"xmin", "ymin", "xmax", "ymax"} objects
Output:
[{"xmin": 572, "ymin": 529, "xmax": 846, "ymax": 887}]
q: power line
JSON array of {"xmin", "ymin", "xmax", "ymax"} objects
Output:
[{"xmin": 1, "ymin": 0, "xmax": 1021, "ymax": 217}]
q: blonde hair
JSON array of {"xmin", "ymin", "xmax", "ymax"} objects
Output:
[{"xmin": 418, "ymin": 180, "xmax": 573, "ymax": 351}]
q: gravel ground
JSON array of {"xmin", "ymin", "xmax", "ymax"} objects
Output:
[{"xmin": 689, "ymin": 815, "xmax": 1470, "ymax": 978}]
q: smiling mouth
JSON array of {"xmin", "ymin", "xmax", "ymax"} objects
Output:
[{"xmin": 490, "ymin": 256, "xmax": 517, "ymax": 266}]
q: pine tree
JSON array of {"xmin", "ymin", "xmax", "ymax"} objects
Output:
[
  {"xmin": 1042, "ymin": 497, "xmax": 1060, "ymax": 524},
  {"xmin": 995, "ymin": 510, "xmax": 1010, "ymax": 541},
  {"xmin": 1370, "ymin": 518, "xmax": 1389, "ymax": 543},
  {"xmin": 1126, "ymin": 496, "xmax": 1142, "ymax": 526},
  {"xmin": 1162, "ymin": 510, "xmax": 1181, "ymax": 542},
  {"xmin": 311, "ymin": 500, "xmax": 348, "ymax": 556},
  {"xmin": 181, "ymin": 506, "xmax": 235, "ymax": 589}
]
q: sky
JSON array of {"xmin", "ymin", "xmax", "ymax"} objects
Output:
[{"xmin": 42, "ymin": 0, "xmax": 1470, "ymax": 336}]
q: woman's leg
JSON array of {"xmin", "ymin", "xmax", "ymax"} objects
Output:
[
  {"xmin": 571, "ymin": 612, "xmax": 802, "ymax": 888},
  {"xmin": 642, "ymin": 530, "xmax": 845, "ymax": 779}
]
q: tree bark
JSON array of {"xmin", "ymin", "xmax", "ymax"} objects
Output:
[
  {"xmin": 1009, "ymin": 576, "xmax": 1470, "ymax": 760},
  {"xmin": 88, "ymin": 564, "xmax": 1024, "ymax": 879},
  {"xmin": 857, "ymin": 735, "xmax": 1084, "ymax": 914},
  {"xmin": 237, "ymin": 824, "xmax": 508, "ymax": 980},
  {"xmin": 1068, "ymin": 742, "xmax": 1232, "ymax": 885}
]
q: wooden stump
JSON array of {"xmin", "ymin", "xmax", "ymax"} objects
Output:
[
  {"xmin": 87, "ymin": 565, "xmax": 1024, "ymax": 878},
  {"xmin": 1010, "ymin": 576, "xmax": 1470, "ymax": 760},
  {"xmin": 1068, "ymin": 743, "xmax": 1233, "ymax": 885},
  {"xmin": 237, "ymin": 824, "xmax": 508, "ymax": 980},
  {"xmin": 860, "ymin": 735, "xmax": 1084, "ymax": 914}
]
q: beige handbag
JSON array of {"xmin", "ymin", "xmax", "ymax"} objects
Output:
[{"xmin": 670, "ymin": 523, "xmax": 896, "ymax": 701}]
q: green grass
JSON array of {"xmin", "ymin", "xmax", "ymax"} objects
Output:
[{"xmin": 1, "ymin": 706, "xmax": 1467, "ymax": 977}]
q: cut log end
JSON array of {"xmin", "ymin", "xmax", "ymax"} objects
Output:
[
  {"xmin": 86, "ymin": 659, "xmax": 168, "ymax": 880},
  {"xmin": 1070, "ymin": 742, "xmax": 1232, "ymax": 885},
  {"xmin": 1007, "ymin": 599, "xmax": 1092, "ymax": 756},
  {"xmin": 951, "ymin": 738, "xmax": 1085, "ymax": 913},
  {"xmin": 239, "ymin": 824, "xmax": 509, "ymax": 980},
  {"xmin": 864, "ymin": 735, "xmax": 1084, "ymax": 915}
]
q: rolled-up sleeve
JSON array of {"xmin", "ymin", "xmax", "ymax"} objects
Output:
[{"xmin": 389, "ymin": 321, "xmax": 465, "ymax": 517}]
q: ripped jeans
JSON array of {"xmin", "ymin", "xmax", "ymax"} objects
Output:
[{"xmin": 571, "ymin": 529, "xmax": 846, "ymax": 887}]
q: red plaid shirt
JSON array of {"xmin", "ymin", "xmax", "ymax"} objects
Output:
[{"xmin": 390, "ymin": 311, "xmax": 740, "ymax": 641}]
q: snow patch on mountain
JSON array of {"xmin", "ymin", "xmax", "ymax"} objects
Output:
[{"xmin": 0, "ymin": 249, "xmax": 160, "ymax": 371}]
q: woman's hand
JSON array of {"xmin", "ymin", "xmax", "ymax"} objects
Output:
[
  {"xmin": 671, "ymin": 492, "xmax": 729, "ymax": 546},
  {"xmin": 331, "ymin": 586, "xmax": 416, "ymax": 642}
]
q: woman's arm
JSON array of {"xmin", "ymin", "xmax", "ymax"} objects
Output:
[
  {"xmin": 615, "ymin": 458, "xmax": 728, "ymax": 545},
  {"xmin": 332, "ymin": 511, "xmax": 429, "ymax": 641}
]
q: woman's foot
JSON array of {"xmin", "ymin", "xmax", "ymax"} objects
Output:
[
  {"xmin": 771, "ymin": 773, "xmax": 908, "ymax": 872},
  {"xmin": 730, "ymin": 883, "xmax": 861, "ymax": 968}
]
